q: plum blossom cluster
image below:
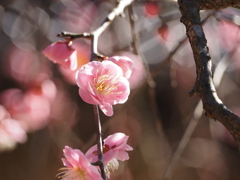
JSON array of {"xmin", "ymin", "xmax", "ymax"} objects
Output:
[
  {"xmin": 43, "ymin": 41, "xmax": 134, "ymax": 179},
  {"xmin": 58, "ymin": 133, "xmax": 133, "ymax": 179},
  {"xmin": 0, "ymin": 80, "xmax": 58, "ymax": 151},
  {"xmin": 43, "ymin": 41, "xmax": 133, "ymax": 116}
]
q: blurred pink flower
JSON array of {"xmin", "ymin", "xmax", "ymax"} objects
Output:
[
  {"xmin": 107, "ymin": 56, "xmax": 133, "ymax": 79},
  {"xmin": 0, "ymin": 105, "xmax": 27, "ymax": 151},
  {"xmin": 86, "ymin": 132, "xmax": 133, "ymax": 165},
  {"xmin": 218, "ymin": 20, "xmax": 240, "ymax": 51},
  {"xmin": 117, "ymin": 52, "xmax": 145, "ymax": 89},
  {"xmin": 6, "ymin": 47, "xmax": 51, "ymax": 86},
  {"xmin": 0, "ymin": 81, "xmax": 55, "ymax": 132},
  {"xmin": 76, "ymin": 61, "xmax": 130, "ymax": 116},
  {"xmin": 57, "ymin": 146, "xmax": 102, "ymax": 180},
  {"xmin": 43, "ymin": 41, "xmax": 78, "ymax": 70},
  {"xmin": 144, "ymin": 2, "xmax": 160, "ymax": 17}
]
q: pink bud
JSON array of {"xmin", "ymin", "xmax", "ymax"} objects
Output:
[{"xmin": 43, "ymin": 41, "xmax": 78, "ymax": 70}]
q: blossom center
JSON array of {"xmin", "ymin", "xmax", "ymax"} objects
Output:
[
  {"xmin": 57, "ymin": 166, "xmax": 87, "ymax": 180},
  {"xmin": 94, "ymin": 70, "xmax": 121, "ymax": 95},
  {"xmin": 105, "ymin": 158, "xmax": 119, "ymax": 175},
  {"xmin": 75, "ymin": 167, "xmax": 86, "ymax": 178}
]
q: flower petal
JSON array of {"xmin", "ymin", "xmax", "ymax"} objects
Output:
[{"xmin": 99, "ymin": 102, "xmax": 113, "ymax": 116}]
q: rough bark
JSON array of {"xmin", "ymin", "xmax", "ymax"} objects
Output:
[
  {"xmin": 178, "ymin": 0, "xmax": 240, "ymax": 152},
  {"xmin": 199, "ymin": 0, "xmax": 240, "ymax": 10}
]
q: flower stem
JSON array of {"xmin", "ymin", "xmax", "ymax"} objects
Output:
[{"xmin": 93, "ymin": 105, "xmax": 107, "ymax": 180}]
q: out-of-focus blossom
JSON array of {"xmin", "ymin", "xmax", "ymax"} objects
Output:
[
  {"xmin": 107, "ymin": 56, "xmax": 133, "ymax": 79},
  {"xmin": 6, "ymin": 47, "xmax": 51, "ymax": 85},
  {"xmin": 218, "ymin": 21, "xmax": 240, "ymax": 51},
  {"xmin": 0, "ymin": 80, "xmax": 56, "ymax": 132},
  {"xmin": 144, "ymin": 2, "xmax": 160, "ymax": 17},
  {"xmin": 86, "ymin": 132, "xmax": 133, "ymax": 166},
  {"xmin": 43, "ymin": 41, "xmax": 78, "ymax": 71},
  {"xmin": 117, "ymin": 52, "xmax": 145, "ymax": 89},
  {"xmin": 158, "ymin": 23, "xmax": 169, "ymax": 41},
  {"xmin": 76, "ymin": 61, "xmax": 130, "ymax": 116},
  {"xmin": 57, "ymin": 146, "xmax": 102, "ymax": 180},
  {"xmin": 0, "ymin": 105, "xmax": 27, "ymax": 152}
]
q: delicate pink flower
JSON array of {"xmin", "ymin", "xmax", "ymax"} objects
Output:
[
  {"xmin": 107, "ymin": 56, "xmax": 133, "ymax": 79},
  {"xmin": 117, "ymin": 52, "xmax": 145, "ymax": 89},
  {"xmin": 58, "ymin": 43, "xmax": 90, "ymax": 84},
  {"xmin": 86, "ymin": 132, "xmax": 133, "ymax": 165},
  {"xmin": 43, "ymin": 41, "xmax": 78, "ymax": 70},
  {"xmin": 0, "ymin": 87, "xmax": 51, "ymax": 132},
  {"xmin": 57, "ymin": 146, "xmax": 102, "ymax": 180},
  {"xmin": 0, "ymin": 118, "xmax": 27, "ymax": 144},
  {"xmin": 76, "ymin": 61, "xmax": 130, "ymax": 116},
  {"xmin": 0, "ymin": 105, "xmax": 27, "ymax": 151}
]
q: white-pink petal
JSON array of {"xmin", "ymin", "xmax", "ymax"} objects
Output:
[{"xmin": 76, "ymin": 60, "xmax": 130, "ymax": 116}]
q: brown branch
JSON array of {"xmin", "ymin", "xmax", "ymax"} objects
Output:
[
  {"xmin": 58, "ymin": 0, "xmax": 134, "ymax": 61},
  {"xmin": 93, "ymin": 105, "xmax": 107, "ymax": 180},
  {"xmin": 178, "ymin": 0, "xmax": 240, "ymax": 152},
  {"xmin": 199, "ymin": 0, "xmax": 240, "ymax": 10}
]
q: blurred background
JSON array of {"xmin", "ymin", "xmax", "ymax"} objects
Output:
[{"xmin": 1, "ymin": 0, "xmax": 240, "ymax": 179}]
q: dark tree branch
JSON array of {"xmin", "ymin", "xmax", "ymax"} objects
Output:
[
  {"xmin": 93, "ymin": 105, "xmax": 107, "ymax": 180},
  {"xmin": 199, "ymin": 0, "xmax": 240, "ymax": 10},
  {"xmin": 178, "ymin": 0, "xmax": 240, "ymax": 152}
]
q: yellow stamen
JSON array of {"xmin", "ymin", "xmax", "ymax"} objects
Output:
[
  {"xmin": 94, "ymin": 69, "xmax": 122, "ymax": 95},
  {"xmin": 57, "ymin": 167, "xmax": 87, "ymax": 180}
]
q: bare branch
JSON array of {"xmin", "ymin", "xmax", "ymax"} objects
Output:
[
  {"xmin": 57, "ymin": 1, "xmax": 134, "ymax": 179},
  {"xmin": 178, "ymin": 0, "xmax": 240, "ymax": 152},
  {"xmin": 199, "ymin": 0, "xmax": 240, "ymax": 10}
]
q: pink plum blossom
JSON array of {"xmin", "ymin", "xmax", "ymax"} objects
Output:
[
  {"xmin": 117, "ymin": 52, "xmax": 145, "ymax": 89},
  {"xmin": 58, "ymin": 43, "xmax": 90, "ymax": 84},
  {"xmin": 86, "ymin": 132, "xmax": 133, "ymax": 165},
  {"xmin": 43, "ymin": 41, "xmax": 78, "ymax": 70},
  {"xmin": 76, "ymin": 60, "xmax": 130, "ymax": 116},
  {"xmin": 107, "ymin": 56, "xmax": 133, "ymax": 79},
  {"xmin": 0, "ymin": 105, "xmax": 27, "ymax": 151},
  {"xmin": 57, "ymin": 146, "xmax": 102, "ymax": 180},
  {"xmin": 0, "ymin": 86, "xmax": 52, "ymax": 132}
]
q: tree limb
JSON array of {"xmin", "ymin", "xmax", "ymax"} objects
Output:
[
  {"xmin": 178, "ymin": 0, "xmax": 240, "ymax": 152},
  {"xmin": 199, "ymin": 0, "xmax": 240, "ymax": 10}
]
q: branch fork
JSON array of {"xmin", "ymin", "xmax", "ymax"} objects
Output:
[{"xmin": 178, "ymin": 0, "xmax": 240, "ymax": 152}]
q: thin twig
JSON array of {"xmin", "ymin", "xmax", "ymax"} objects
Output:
[
  {"xmin": 128, "ymin": 4, "xmax": 163, "ymax": 133},
  {"xmin": 162, "ymin": 100, "xmax": 203, "ymax": 180},
  {"xmin": 67, "ymin": 1, "xmax": 134, "ymax": 179},
  {"xmin": 93, "ymin": 105, "xmax": 107, "ymax": 180},
  {"xmin": 162, "ymin": 36, "xmax": 239, "ymax": 179}
]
